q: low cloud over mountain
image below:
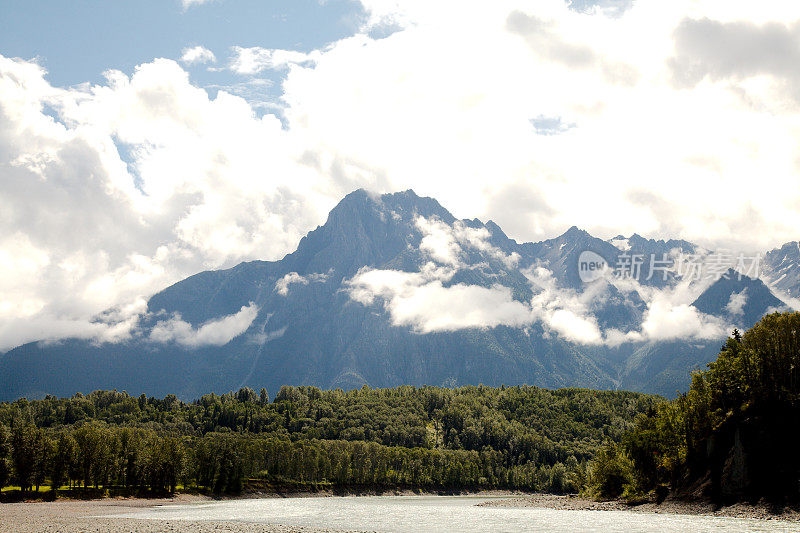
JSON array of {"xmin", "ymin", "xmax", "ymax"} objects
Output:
[{"xmin": 1, "ymin": 190, "xmax": 794, "ymax": 400}]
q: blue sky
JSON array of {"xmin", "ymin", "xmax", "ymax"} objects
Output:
[{"xmin": 0, "ymin": 0, "xmax": 363, "ymax": 87}]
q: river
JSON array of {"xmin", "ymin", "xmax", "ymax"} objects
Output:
[{"xmin": 110, "ymin": 495, "xmax": 800, "ymax": 532}]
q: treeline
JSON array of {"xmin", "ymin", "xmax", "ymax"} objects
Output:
[
  {"xmin": 0, "ymin": 384, "xmax": 659, "ymax": 497},
  {"xmin": 588, "ymin": 312, "xmax": 800, "ymax": 504},
  {"xmin": 0, "ymin": 424, "xmax": 184, "ymax": 494}
]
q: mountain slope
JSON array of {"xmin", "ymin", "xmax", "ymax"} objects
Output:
[
  {"xmin": 762, "ymin": 241, "xmax": 800, "ymax": 299},
  {"xmin": 0, "ymin": 190, "xmax": 792, "ymax": 401},
  {"xmin": 691, "ymin": 269, "xmax": 787, "ymax": 329},
  {"xmin": 0, "ymin": 190, "xmax": 613, "ymax": 400}
]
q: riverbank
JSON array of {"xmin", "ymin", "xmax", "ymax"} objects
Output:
[
  {"xmin": 0, "ymin": 494, "xmax": 349, "ymax": 533},
  {"xmin": 478, "ymin": 493, "xmax": 800, "ymax": 521},
  {"xmin": 4, "ymin": 491, "xmax": 799, "ymax": 531}
]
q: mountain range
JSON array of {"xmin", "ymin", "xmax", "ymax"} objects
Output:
[{"xmin": 1, "ymin": 189, "xmax": 796, "ymax": 400}]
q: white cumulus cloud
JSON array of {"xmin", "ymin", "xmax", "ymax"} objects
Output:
[
  {"xmin": 150, "ymin": 303, "xmax": 259, "ymax": 347},
  {"xmin": 4, "ymin": 0, "xmax": 800, "ymax": 351},
  {"xmin": 274, "ymin": 271, "xmax": 329, "ymax": 296},
  {"xmin": 346, "ymin": 264, "xmax": 532, "ymax": 333},
  {"xmin": 181, "ymin": 46, "xmax": 216, "ymax": 65},
  {"xmin": 416, "ymin": 216, "xmax": 520, "ymax": 269},
  {"xmin": 725, "ymin": 288, "xmax": 748, "ymax": 316},
  {"xmin": 0, "ymin": 55, "xmax": 337, "ymax": 351},
  {"xmin": 229, "ymin": 47, "xmax": 318, "ymax": 75}
]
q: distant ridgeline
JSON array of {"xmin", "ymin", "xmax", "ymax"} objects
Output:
[
  {"xmin": 3, "ymin": 189, "xmax": 797, "ymax": 402},
  {"xmin": 0, "ymin": 384, "xmax": 657, "ymax": 498},
  {"xmin": 588, "ymin": 311, "xmax": 800, "ymax": 505}
]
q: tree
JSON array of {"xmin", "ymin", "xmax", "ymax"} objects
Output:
[
  {"xmin": 0, "ymin": 424, "xmax": 11, "ymax": 490},
  {"xmin": 51, "ymin": 433, "xmax": 77, "ymax": 493},
  {"xmin": 11, "ymin": 423, "xmax": 37, "ymax": 492},
  {"xmin": 74, "ymin": 425, "xmax": 104, "ymax": 488},
  {"xmin": 32, "ymin": 429, "xmax": 50, "ymax": 491},
  {"xmin": 587, "ymin": 441, "xmax": 633, "ymax": 499},
  {"xmin": 145, "ymin": 436, "xmax": 185, "ymax": 494}
]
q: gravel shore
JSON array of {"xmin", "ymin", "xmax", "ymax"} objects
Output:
[
  {"xmin": 4, "ymin": 491, "xmax": 798, "ymax": 531},
  {"xmin": 0, "ymin": 495, "xmax": 348, "ymax": 533},
  {"xmin": 478, "ymin": 493, "xmax": 800, "ymax": 521}
]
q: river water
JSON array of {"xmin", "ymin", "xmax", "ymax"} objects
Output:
[{"xmin": 114, "ymin": 495, "xmax": 799, "ymax": 532}]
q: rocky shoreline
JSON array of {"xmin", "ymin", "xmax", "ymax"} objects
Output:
[{"xmin": 478, "ymin": 493, "xmax": 800, "ymax": 521}]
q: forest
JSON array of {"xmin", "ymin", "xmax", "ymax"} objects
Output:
[
  {"xmin": 0, "ymin": 382, "xmax": 658, "ymax": 499},
  {"xmin": 587, "ymin": 312, "xmax": 800, "ymax": 504},
  {"xmin": 5, "ymin": 312, "xmax": 796, "ymax": 503}
]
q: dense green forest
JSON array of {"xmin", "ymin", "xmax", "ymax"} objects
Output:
[
  {"xmin": 8, "ymin": 312, "xmax": 795, "ymax": 503},
  {"xmin": 0, "ymin": 383, "xmax": 658, "ymax": 498},
  {"xmin": 588, "ymin": 312, "xmax": 800, "ymax": 504}
]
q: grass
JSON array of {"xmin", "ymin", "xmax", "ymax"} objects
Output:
[{"xmin": 1, "ymin": 484, "xmax": 59, "ymax": 492}]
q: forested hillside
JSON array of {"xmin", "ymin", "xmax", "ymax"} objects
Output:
[
  {"xmin": 588, "ymin": 312, "xmax": 800, "ymax": 505},
  {"xmin": 0, "ymin": 385, "xmax": 658, "ymax": 498}
]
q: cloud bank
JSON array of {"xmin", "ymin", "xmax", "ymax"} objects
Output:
[{"xmin": 345, "ymin": 215, "xmax": 734, "ymax": 344}]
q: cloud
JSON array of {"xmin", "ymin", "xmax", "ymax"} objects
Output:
[
  {"xmin": 229, "ymin": 47, "xmax": 318, "ymax": 75},
  {"xmin": 150, "ymin": 303, "xmax": 258, "ymax": 347},
  {"xmin": 279, "ymin": 1, "xmax": 800, "ymax": 251},
  {"xmin": 416, "ymin": 216, "xmax": 520, "ymax": 269},
  {"xmin": 668, "ymin": 17, "xmax": 800, "ymax": 94},
  {"xmin": 725, "ymin": 288, "xmax": 748, "ymax": 316},
  {"xmin": 344, "ymin": 251, "xmax": 734, "ymax": 346},
  {"xmin": 5, "ymin": 1, "xmax": 800, "ymax": 351},
  {"xmin": 344, "ymin": 263, "xmax": 613, "ymax": 345},
  {"xmin": 417, "ymin": 218, "xmax": 464, "ymax": 267},
  {"xmin": 568, "ymin": 0, "xmax": 633, "ymax": 17},
  {"xmin": 530, "ymin": 115, "xmax": 576, "ymax": 136},
  {"xmin": 204, "ymin": 79, "xmax": 275, "ymax": 109},
  {"xmin": 506, "ymin": 10, "xmax": 640, "ymax": 86},
  {"xmin": 275, "ymin": 272, "xmax": 308, "ymax": 295},
  {"xmin": 0, "ymin": 299, "xmax": 146, "ymax": 352},
  {"xmin": 345, "ymin": 264, "xmax": 533, "ymax": 333},
  {"xmin": 345, "ymin": 229, "xmax": 606, "ymax": 343},
  {"xmin": 614, "ymin": 274, "xmax": 732, "ymax": 342},
  {"xmin": 640, "ymin": 300, "xmax": 728, "ymax": 341},
  {"xmin": 524, "ymin": 266, "xmax": 605, "ymax": 344},
  {"xmin": 181, "ymin": 0, "xmax": 215, "ymax": 10},
  {"xmin": 181, "ymin": 46, "xmax": 216, "ymax": 65},
  {"xmin": 506, "ymin": 11, "xmax": 597, "ymax": 69},
  {"xmin": 274, "ymin": 271, "xmax": 328, "ymax": 296},
  {"xmin": 0, "ymin": 55, "xmax": 337, "ymax": 351}
]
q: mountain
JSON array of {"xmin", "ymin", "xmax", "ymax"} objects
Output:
[
  {"xmin": 762, "ymin": 241, "xmax": 800, "ymax": 299},
  {"xmin": 520, "ymin": 225, "xmax": 621, "ymax": 289},
  {"xmin": 0, "ymin": 190, "xmax": 793, "ymax": 401},
  {"xmin": 608, "ymin": 269, "xmax": 789, "ymax": 396},
  {"xmin": 0, "ymin": 190, "xmax": 612, "ymax": 400},
  {"xmin": 609, "ymin": 233, "xmax": 699, "ymax": 288},
  {"xmin": 692, "ymin": 269, "xmax": 788, "ymax": 329}
]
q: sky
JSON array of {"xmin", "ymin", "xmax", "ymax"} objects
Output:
[{"xmin": 2, "ymin": 0, "xmax": 800, "ymax": 351}]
